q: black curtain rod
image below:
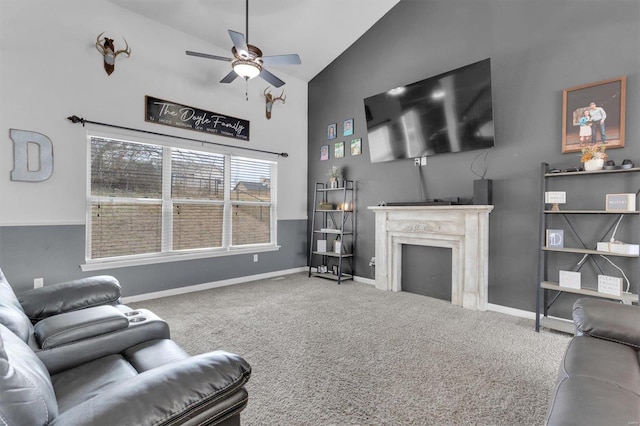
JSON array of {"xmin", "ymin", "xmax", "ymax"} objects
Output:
[{"xmin": 67, "ymin": 115, "xmax": 288, "ymax": 158}]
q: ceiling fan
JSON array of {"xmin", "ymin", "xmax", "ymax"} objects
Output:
[{"xmin": 185, "ymin": 0, "xmax": 301, "ymax": 88}]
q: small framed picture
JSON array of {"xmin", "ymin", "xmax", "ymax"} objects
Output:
[
  {"xmin": 332, "ymin": 264, "xmax": 339, "ymax": 275},
  {"xmin": 343, "ymin": 118, "xmax": 354, "ymax": 136},
  {"xmin": 320, "ymin": 145, "xmax": 329, "ymax": 161},
  {"xmin": 350, "ymin": 138, "xmax": 362, "ymax": 156},
  {"xmin": 327, "ymin": 123, "xmax": 337, "ymax": 140},
  {"xmin": 546, "ymin": 229, "xmax": 564, "ymax": 248},
  {"xmin": 334, "ymin": 141, "xmax": 345, "ymax": 158}
]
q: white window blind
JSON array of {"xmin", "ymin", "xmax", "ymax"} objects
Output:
[
  {"xmin": 87, "ymin": 136, "xmax": 276, "ymax": 263},
  {"xmin": 230, "ymin": 157, "xmax": 272, "ymax": 246}
]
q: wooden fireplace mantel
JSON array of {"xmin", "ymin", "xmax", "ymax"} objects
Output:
[{"xmin": 368, "ymin": 205, "xmax": 493, "ymax": 311}]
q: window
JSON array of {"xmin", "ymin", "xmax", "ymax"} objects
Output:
[{"xmin": 87, "ymin": 135, "xmax": 276, "ymax": 265}]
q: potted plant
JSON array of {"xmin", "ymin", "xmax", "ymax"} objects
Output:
[
  {"xmin": 580, "ymin": 143, "xmax": 608, "ymax": 171},
  {"xmin": 327, "ymin": 166, "xmax": 342, "ymax": 188}
]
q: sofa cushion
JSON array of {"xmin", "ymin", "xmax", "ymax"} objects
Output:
[
  {"xmin": 573, "ymin": 298, "xmax": 640, "ymax": 349},
  {"xmin": 123, "ymin": 338, "xmax": 189, "ymax": 372},
  {"xmin": 0, "ymin": 268, "xmax": 33, "ymax": 342},
  {"xmin": 51, "ymin": 354, "xmax": 138, "ymax": 414},
  {"xmin": 546, "ymin": 375, "xmax": 640, "ymax": 425},
  {"xmin": 559, "ymin": 335, "xmax": 640, "ymax": 395},
  {"xmin": 0, "ymin": 323, "xmax": 58, "ymax": 425}
]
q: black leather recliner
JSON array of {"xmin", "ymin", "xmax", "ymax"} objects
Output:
[
  {"xmin": 545, "ymin": 298, "xmax": 640, "ymax": 425},
  {"xmin": 0, "ymin": 269, "xmax": 170, "ymax": 373},
  {"xmin": 0, "ymin": 269, "xmax": 251, "ymax": 425}
]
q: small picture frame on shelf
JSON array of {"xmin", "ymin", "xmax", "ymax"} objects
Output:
[
  {"xmin": 332, "ymin": 264, "xmax": 339, "ymax": 275},
  {"xmin": 559, "ymin": 270, "xmax": 581, "ymax": 289},
  {"xmin": 334, "ymin": 238, "xmax": 342, "ymax": 254},
  {"xmin": 546, "ymin": 229, "xmax": 564, "ymax": 248}
]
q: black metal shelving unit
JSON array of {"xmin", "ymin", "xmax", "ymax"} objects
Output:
[
  {"xmin": 536, "ymin": 162, "xmax": 640, "ymax": 333},
  {"xmin": 308, "ymin": 180, "xmax": 356, "ymax": 284}
]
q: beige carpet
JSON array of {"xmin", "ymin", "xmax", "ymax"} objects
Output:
[{"xmin": 132, "ymin": 273, "xmax": 571, "ymax": 425}]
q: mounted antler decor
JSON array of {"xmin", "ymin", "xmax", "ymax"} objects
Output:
[
  {"xmin": 95, "ymin": 32, "xmax": 131, "ymax": 75},
  {"xmin": 264, "ymin": 87, "xmax": 285, "ymax": 119}
]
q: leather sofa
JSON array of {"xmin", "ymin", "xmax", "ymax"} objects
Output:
[
  {"xmin": 0, "ymin": 269, "xmax": 252, "ymax": 425},
  {"xmin": 545, "ymin": 298, "xmax": 640, "ymax": 425}
]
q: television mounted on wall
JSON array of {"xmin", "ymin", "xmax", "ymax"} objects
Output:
[{"xmin": 363, "ymin": 58, "xmax": 495, "ymax": 163}]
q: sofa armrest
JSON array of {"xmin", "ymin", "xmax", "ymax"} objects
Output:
[
  {"xmin": 573, "ymin": 298, "xmax": 640, "ymax": 349},
  {"xmin": 54, "ymin": 351, "xmax": 251, "ymax": 426},
  {"xmin": 33, "ymin": 305, "xmax": 129, "ymax": 349},
  {"xmin": 18, "ymin": 275, "xmax": 121, "ymax": 322}
]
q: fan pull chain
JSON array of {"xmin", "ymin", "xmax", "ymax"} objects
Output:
[{"xmin": 245, "ymin": 78, "xmax": 249, "ymax": 101}]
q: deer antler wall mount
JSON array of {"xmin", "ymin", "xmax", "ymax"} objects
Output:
[
  {"xmin": 264, "ymin": 87, "xmax": 286, "ymax": 120},
  {"xmin": 95, "ymin": 32, "xmax": 131, "ymax": 75}
]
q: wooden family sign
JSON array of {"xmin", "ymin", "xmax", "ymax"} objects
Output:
[{"xmin": 145, "ymin": 96, "xmax": 250, "ymax": 141}]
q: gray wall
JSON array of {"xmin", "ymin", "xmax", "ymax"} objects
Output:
[
  {"xmin": 308, "ymin": 0, "xmax": 640, "ymax": 316},
  {"xmin": 0, "ymin": 220, "xmax": 307, "ymax": 296}
]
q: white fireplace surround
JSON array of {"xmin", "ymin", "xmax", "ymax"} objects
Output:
[{"xmin": 368, "ymin": 205, "xmax": 493, "ymax": 311}]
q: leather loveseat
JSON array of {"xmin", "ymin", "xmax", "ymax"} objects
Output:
[
  {"xmin": 545, "ymin": 298, "xmax": 640, "ymax": 425},
  {"xmin": 0, "ymin": 269, "xmax": 252, "ymax": 425}
]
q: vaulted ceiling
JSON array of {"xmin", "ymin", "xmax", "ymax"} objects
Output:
[{"xmin": 107, "ymin": 0, "xmax": 400, "ymax": 83}]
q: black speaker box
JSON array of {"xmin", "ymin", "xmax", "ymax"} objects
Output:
[{"xmin": 473, "ymin": 179, "xmax": 492, "ymax": 205}]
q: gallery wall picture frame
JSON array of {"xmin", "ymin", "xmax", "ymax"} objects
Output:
[
  {"xmin": 327, "ymin": 123, "xmax": 337, "ymax": 140},
  {"xmin": 562, "ymin": 76, "xmax": 626, "ymax": 153},
  {"xmin": 334, "ymin": 141, "xmax": 345, "ymax": 158},
  {"xmin": 343, "ymin": 118, "xmax": 354, "ymax": 136},
  {"xmin": 320, "ymin": 144, "xmax": 329, "ymax": 161},
  {"xmin": 350, "ymin": 138, "xmax": 362, "ymax": 156}
]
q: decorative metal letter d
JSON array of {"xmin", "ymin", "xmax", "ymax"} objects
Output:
[{"xmin": 10, "ymin": 129, "xmax": 54, "ymax": 182}]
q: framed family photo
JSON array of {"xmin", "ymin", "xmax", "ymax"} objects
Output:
[{"xmin": 561, "ymin": 76, "xmax": 626, "ymax": 153}]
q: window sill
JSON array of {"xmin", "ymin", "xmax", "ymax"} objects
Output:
[{"xmin": 80, "ymin": 245, "xmax": 280, "ymax": 272}]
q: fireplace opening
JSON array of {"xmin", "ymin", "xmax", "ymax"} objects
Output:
[{"xmin": 402, "ymin": 245, "xmax": 452, "ymax": 301}]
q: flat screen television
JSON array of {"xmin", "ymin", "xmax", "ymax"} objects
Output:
[{"xmin": 364, "ymin": 58, "xmax": 495, "ymax": 163}]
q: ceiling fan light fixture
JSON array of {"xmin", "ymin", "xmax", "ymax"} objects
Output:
[{"xmin": 232, "ymin": 59, "xmax": 261, "ymax": 79}]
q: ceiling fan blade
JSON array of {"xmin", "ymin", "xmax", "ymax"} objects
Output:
[
  {"xmin": 186, "ymin": 51, "xmax": 232, "ymax": 62},
  {"xmin": 220, "ymin": 70, "xmax": 239, "ymax": 84},
  {"xmin": 262, "ymin": 54, "xmax": 302, "ymax": 66},
  {"xmin": 228, "ymin": 30, "xmax": 249, "ymax": 57},
  {"xmin": 259, "ymin": 68, "xmax": 285, "ymax": 88}
]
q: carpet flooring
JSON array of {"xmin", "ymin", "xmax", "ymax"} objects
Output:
[{"xmin": 132, "ymin": 273, "xmax": 571, "ymax": 425}]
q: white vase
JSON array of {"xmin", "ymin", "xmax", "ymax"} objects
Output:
[{"xmin": 584, "ymin": 158, "xmax": 604, "ymax": 171}]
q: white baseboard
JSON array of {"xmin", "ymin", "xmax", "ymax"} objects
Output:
[
  {"xmin": 121, "ymin": 267, "xmax": 307, "ymax": 303},
  {"xmin": 487, "ymin": 303, "xmax": 535, "ymax": 320},
  {"xmin": 354, "ymin": 275, "xmax": 375, "ymax": 286}
]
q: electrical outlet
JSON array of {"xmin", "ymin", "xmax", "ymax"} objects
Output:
[
  {"xmin": 414, "ymin": 157, "xmax": 420, "ymax": 166},
  {"xmin": 253, "ymin": 254, "xmax": 258, "ymax": 262},
  {"xmin": 34, "ymin": 277, "xmax": 44, "ymax": 288}
]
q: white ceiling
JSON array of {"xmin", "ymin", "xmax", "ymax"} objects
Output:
[{"xmin": 107, "ymin": 0, "xmax": 400, "ymax": 83}]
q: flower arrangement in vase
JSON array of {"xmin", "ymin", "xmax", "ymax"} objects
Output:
[
  {"xmin": 580, "ymin": 143, "xmax": 608, "ymax": 171},
  {"xmin": 327, "ymin": 166, "xmax": 342, "ymax": 188}
]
